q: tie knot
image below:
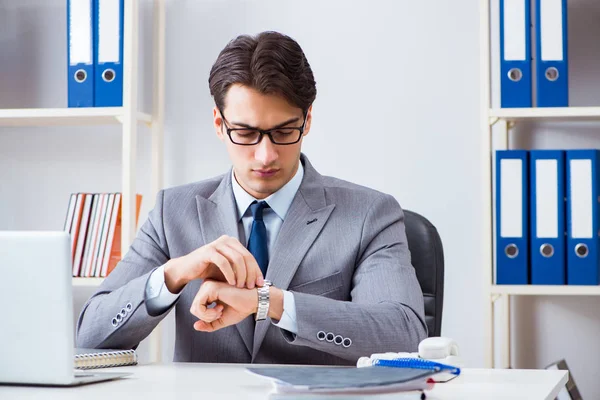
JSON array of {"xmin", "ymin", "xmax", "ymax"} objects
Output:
[{"xmin": 249, "ymin": 201, "xmax": 269, "ymax": 221}]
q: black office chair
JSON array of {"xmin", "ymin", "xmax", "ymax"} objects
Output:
[{"xmin": 403, "ymin": 210, "xmax": 444, "ymax": 337}]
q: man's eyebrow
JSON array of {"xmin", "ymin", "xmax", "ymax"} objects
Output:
[{"xmin": 229, "ymin": 117, "xmax": 301, "ymax": 130}]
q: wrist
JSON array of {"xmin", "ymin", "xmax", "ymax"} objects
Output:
[
  {"xmin": 251, "ymin": 288, "xmax": 259, "ymax": 314},
  {"xmin": 267, "ymin": 287, "xmax": 284, "ymax": 321},
  {"xmin": 164, "ymin": 258, "xmax": 187, "ymax": 294}
]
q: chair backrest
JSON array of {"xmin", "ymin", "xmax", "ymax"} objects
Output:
[{"xmin": 403, "ymin": 210, "xmax": 444, "ymax": 337}]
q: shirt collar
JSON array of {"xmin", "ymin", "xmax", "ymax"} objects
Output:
[{"xmin": 231, "ymin": 161, "xmax": 304, "ymax": 221}]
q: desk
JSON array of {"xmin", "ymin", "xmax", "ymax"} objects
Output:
[{"xmin": 0, "ymin": 363, "xmax": 567, "ymax": 400}]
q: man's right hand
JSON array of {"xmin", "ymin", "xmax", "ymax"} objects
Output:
[{"xmin": 163, "ymin": 235, "xmax": 264, "ymax": 294}]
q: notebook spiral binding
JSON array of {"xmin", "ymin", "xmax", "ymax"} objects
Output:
[{"xmin": 75, "ymin": 349, "xmax": 138, "ymax": 370}]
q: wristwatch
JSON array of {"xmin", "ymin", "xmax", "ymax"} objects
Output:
[{"xmin": 255, "ymin": 280, "xmax": 272, "ymax": 321}]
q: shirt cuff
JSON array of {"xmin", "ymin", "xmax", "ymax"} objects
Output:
[
  {"xmin": 145, "ymin": 264, "xmax": 181, "ymax": 315},
  {"xmin": 271, "ymin": 289, "xmax": 298, "ymax": 334}
]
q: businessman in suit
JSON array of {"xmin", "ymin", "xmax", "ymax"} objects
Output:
[{"xmin": 76, "ymin": 31, "xmax": 427, "ymax": 365}]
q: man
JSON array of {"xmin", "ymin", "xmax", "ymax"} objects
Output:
[{"xmin": 76, "ymin": 31, "xmax": 427, "ymax": 365}]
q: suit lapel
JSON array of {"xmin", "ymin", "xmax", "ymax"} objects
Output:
[
  {"xmin": 252, "ymin": 155, "xmax": 335, "ymax": 360},
  {"xmin": 195, "ymin": 171, "xmax": 254, "ymax": 356},
  {"xmin": 196, "ymin": 171, "xmax": 239, "ymax": 244}
]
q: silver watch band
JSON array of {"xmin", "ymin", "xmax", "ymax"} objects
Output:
[{"xmin": 255, "ymin": 280, "xmax": 272, "ymax": 321}]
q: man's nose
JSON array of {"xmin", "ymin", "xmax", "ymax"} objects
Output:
[{"xmin": 254, "ymin": 134, "xmax": 278, "ymax": 165}]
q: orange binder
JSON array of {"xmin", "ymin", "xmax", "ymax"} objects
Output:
[{"xmin": 105, "ymin": 194, "xmax": 142, "ymax": 276}]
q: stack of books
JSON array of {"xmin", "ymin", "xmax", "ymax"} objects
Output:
[{"xmin": 64, "ymin": 193, "xmax": 141, "ymax": 277}]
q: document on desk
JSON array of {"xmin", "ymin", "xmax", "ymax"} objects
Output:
[{"xmin": 247, "ymin": 366, "xmax": 435, "ymax": 396}]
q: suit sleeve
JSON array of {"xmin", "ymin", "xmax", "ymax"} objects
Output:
[
  {"xmin": 280, "ymin": 194, "xmax": 428, "ymax": 362},
  {"xmin": 75, "ymin": 190, "xmax": 172, "ymax": 350}
]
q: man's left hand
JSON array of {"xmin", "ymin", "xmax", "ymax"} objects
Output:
[{"xmin": 190, "ymin": 280, "xmax": 284, "ymax": 332}]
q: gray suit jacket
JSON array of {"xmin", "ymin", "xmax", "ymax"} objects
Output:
[{"xmin": 76, "ymin": 154, "xmax": 427, "ymax": 365}]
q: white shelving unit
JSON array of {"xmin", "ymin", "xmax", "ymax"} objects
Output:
[
  {"xmin": 3, "ymin": 0, "xmax": 164, "ymax": 280},
  {"xmin": 1, "ymin": 0, "xmax": 166, "ymax": 359},
  {"xmin": 491, "ymin": 285, "xmax": 600, "ymax": 296},
  {"xmin": 489, "ymin": 107, "xmax": 600, "ymax": 122},
  {"xmin": 481, "ymin": 1, "xmax": 600, "ymax": 369},
  {"xmin": 0, "ymin": 108, "xmax": 152, "ymax": 127}
]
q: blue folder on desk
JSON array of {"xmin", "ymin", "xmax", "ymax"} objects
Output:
[
  {"xmin": 535, "ymin": 0, "xmax": 569, "ymax": 107},
  {"xmin": 530, "ymin": 150, "xmax": 566, "ymax": 285},
  {"xmin": 94, "ymin": 0, "xmax": 124, "ymax": 107},
  {"xmin": 496, "ymin": 150, "xmax": 529, "ymax": 284},
  {"xmin": 67, "ymin": 0, "xmax": 95, "ymax": 107},
  {"xmin": 500, "ymin": 0, "xmax": 532, "ymax": 108},
  {"xmin": 566, "ymin": 150, "xmax": 600, "ymax": 285}
]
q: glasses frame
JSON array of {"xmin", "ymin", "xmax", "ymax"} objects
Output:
[{"xmin": 219, "ymin": 108, "xmax": 308, "ymax": 146}]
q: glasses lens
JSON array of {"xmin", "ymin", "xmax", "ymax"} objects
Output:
[
  {"xmin": 271, "ymin": 129, "xmax": 301, "ymax": 144},
  {"xmin": 231, "ymin": 129, "xmax": 261, "ymax": 144}
]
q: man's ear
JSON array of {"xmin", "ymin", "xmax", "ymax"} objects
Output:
[
  {"xmin": 303, "ymin": 105, "xmax": 313, "ymax": 137},
  {"xmin": 213, "ymin": 106, "xmax": 225, "ymax": 141}
]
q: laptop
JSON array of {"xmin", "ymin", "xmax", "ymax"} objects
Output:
[{"xmin": 0, "ymin": 231, "xmax": 129, "ymax": 386}]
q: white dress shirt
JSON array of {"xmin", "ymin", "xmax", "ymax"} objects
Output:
[{"xmin": 145, "ymin": 163, "xmax": 304, "ymax": 333}]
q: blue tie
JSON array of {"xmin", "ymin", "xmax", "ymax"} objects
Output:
[{"xmin": 247, "ymin": 201, "xmax": 270, "ymax": 276}]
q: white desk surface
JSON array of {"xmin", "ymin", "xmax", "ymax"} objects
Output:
[{"xmin": 0, "ymin": 363, "xmax": 568, "ymax": 400}]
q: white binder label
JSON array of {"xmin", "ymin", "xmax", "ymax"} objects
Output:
[
  {"xmin": 571, "ymin": 160, "xmax": 593, "ymax": 239},
  {"xmin": 69, "ymin": 0, "xmax": 92, "ymax": 65},
  {"xmin": 501, "ymin": 159, "xmax": 523, "ymax": 238},
  {"xmin": 541, "ymin": 0, "xmax": 564, "ymax": 61},
  {"xmin": 504, "ymin": 0, "xmax": 526, "ymax": 61},
  {"xmin": 536, "ymin": 160, "xmax": 558, "ymax": 238},
  {"xmin": 99, "ymin": 0, "xmax": 121, "ymax": 63}
]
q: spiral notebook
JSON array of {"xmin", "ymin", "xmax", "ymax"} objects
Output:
[{"xmin": 75, "ymin": 348, "xmax": 138, "ymax": 370}]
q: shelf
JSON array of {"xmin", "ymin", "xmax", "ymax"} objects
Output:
[
  {"xmin": 72, "ymin": 277, "xmax": 105, "ymax": 287},
  {"xmin": 491, "ymin": 285, "xmax": 600, "ymax": 296},
  {"xmin": 489, "ymin": 107, "xmax": 600, "ymax": 123},
  {"xmin": 0, "ymin": 108, "xmax": 152, "ymax": 127}
]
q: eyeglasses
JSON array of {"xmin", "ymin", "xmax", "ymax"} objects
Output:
[{"xmin": 219, "ymin": 109, "xmax": 307, "ymax": 146}]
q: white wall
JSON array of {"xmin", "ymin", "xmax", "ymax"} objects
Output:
[
  {"xmin": 12, "ymin": 0, "xmax": 600, "ymax": 396},
  {"xmin": 0, "ymin": 0, "xmax": 481, "ymax": 366},
  {"xmin": 163, "ymin": 0, "xmax": 483, "ymax": 371}
]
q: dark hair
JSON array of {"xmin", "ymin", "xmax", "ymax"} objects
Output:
[{"xmin": 208, "ymin": 31, "xmax": 317, "ymax": 113}]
